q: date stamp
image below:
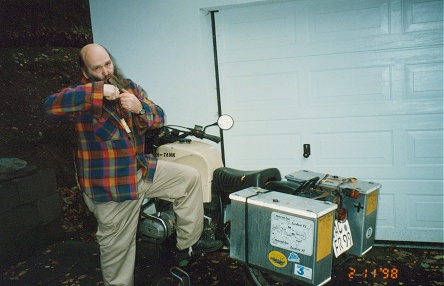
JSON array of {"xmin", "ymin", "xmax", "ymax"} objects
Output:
[{"xmin": 348, "ymin": 266, "xmax": 399, "ymax": 280}]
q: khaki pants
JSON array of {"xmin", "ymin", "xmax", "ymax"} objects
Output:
[{"xmin": 83, "ymin": 160, "xmax": 204, "ymax": 286}]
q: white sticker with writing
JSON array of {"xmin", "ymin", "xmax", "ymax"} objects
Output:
[{"xmin": 270, "ymin": 212, "xmax": 314, "ymax": 256}]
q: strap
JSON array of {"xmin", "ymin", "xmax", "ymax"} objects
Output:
[{"xmin": 244, "ymin": 188, "xmax": 270, "ymax": 265}]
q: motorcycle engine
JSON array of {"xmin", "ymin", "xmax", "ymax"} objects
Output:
[{"xmin": 139, "ymin": 210, "xmax": 176, "ymax": 243}]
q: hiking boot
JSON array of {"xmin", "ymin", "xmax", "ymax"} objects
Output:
[{"xmin": 189, "ymin": 238, "xmax": 223, "ymax": 255}]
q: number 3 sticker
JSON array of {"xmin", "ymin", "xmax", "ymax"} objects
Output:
[{"xmin": 295, "ymin": 264, "xmax": 312, "ymax": 280}]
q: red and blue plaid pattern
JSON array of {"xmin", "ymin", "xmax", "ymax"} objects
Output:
[{"xmin": 45, "ymin": 78, "xmax": 165, "ymax": 202}]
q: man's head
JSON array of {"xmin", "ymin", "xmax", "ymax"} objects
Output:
[{"xmin": 78, "ymin": 44, "xmax": 125, "ymax": 82}]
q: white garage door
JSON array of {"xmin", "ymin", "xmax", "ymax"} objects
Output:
[{"xmin": 214, "ymin": 0, "xmax": 443, "ymax": 242}]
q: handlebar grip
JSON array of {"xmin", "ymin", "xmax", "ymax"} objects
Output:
[
  {"xmin": 192, "ymin": 129, "xmax": 221, "ymax": 143},
  {"xmin": 203, "ymin": 133, "xmax": 221, "ymax": 143}
]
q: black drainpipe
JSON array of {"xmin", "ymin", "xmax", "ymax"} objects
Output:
[{"xmin": 210, "ymin": 10, "xmax": 226, "ymax": 166}]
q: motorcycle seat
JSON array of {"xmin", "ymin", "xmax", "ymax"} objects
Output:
[{"xmin": 212, "ymin": 167, "xmax": 281, "ymax": 195}]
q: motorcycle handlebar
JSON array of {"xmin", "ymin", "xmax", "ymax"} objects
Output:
[
  {"xmin": 191, "ymin": 129, "xmax": 221, "ymax": 143},
  {"xmin": 153, "ymin": 125, "xmax": 221, "ymax": 145},
  {"xmin": 201, "ymin": 133, "xmax": 221, "ymax": 144},
  {"xmin": 151, "ymin": 115, "xmax": 232, "ymax": 146}
]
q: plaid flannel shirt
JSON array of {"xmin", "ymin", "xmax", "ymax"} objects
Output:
[{"xmin": 44, "ymin": 77, "xmax": 164, "ymax": 202}]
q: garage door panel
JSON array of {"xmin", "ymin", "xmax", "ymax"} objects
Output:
[
  {"xmin": 310, "ymin": 65, "xmax": 391, "ymax": 104},
  {"xmin": 313, "ymin": 131, "xmax": 393, "ymax": 166},
  {"xmin": 309, "ymin": 0, "xmax": 390, "ymax": 41},
  {"xmin": 406, "ymin": 129, "xmax": 443, "ymax": 165},
  {"xmin": 227, "ymin": 72, "xmax": 299, "ymax": 106},
  {"xmin": 405, "ymin": 62, "xmax": 443, "ymax": 100},
  {"xmin": 220, "ymin": 47, "xmax": 442, "ymax": 119},
  {"xmin": 375, "ymin": 180, "xmax": 443, "ymax": 242},
  {"xmin": 403, "ymin": 0, "xmax": 443, "ymax": 32},
  {"xmin": 307, "ymin": 47, "xmax": 442, "ymax": 106},
  {"xmin": 307, "ymin": 116, "xmax": 442, "ymax": 177},
  {"xmin": 408, "ymin": 194, "xmax": 444, "ymax": 229},
  {"xmin": 216, "ymin": 1, "xmax": 442, "ymax": 63},
  {"xmin": 223, "ymin": 116, "xmax": 442, "ymax": 178}
]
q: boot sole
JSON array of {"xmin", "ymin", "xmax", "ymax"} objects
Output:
[{"xmin": 191, "ymin": 241, "xmax": 223, "ymax": 256}]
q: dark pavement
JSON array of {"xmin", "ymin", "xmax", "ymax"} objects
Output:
[{"xmin": 1, "ymin": 237, "xmax": 443, "ymax": 286}]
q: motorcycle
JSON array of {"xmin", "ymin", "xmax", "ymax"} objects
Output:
[
  {"xmin": 139, "ymin": 115, "xmax": 379, "ymax": 286},
  {"xmin": 139, "ymin": 115, "xmax": 283, "ymax": 283},
  {"xmin": 139, "ymin": 115, "xmax": 281, "ymax": 244}
]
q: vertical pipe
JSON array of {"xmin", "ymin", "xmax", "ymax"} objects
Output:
[{"xmin": 211, "ymin": 10, "xmax": 226, "ymax": 166}]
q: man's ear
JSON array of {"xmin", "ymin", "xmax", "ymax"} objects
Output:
[{"xmin": 82, "ymin": 69, "xmax": 89, "ymax": 79}]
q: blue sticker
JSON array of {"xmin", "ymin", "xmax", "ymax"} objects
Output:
[{"xmin": 288, "ymin": 252, "xmax": 300, "ymax": 263}]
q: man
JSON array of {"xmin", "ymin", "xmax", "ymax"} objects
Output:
[{"xmin": 45, "ymin": 43, "xmax": 222, "ymax": 286}]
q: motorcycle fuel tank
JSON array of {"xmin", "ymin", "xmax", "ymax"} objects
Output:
[
  {"xmin": 230, "ymin": 187, "xmax": 337, "ymax": 286},
  {"xmin": 156, "ymin": 141, "xmax": 223, "ymax": 203}
]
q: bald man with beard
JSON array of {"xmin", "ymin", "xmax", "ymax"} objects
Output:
[{"xmin": 45, "ymin": 44, "xmax": 222, "ymax": 286}]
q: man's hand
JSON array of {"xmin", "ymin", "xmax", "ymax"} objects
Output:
[
  {"xmin": 103, "ymin": 84, "xmax": 120, "ymax": 100},
  {"xmin": 117, "ymin": 89, "xmax": 143, "ymax": 113}
]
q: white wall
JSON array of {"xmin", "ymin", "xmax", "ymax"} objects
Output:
[
  {"xmin": 89, "ymin": 1, "xmax": 208, "ymax": 127},
  {"xmin": 89, "ymin": 0, "xmax": 298, "ymax": 128},
  {"xmin": 89, "ymin": 0, "xmax": 290, "ymax": 127}
]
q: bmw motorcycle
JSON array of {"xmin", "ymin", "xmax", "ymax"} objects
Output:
[{"xmin": 139, "ymin": 115, "xmax": 379, "ymax": 286}]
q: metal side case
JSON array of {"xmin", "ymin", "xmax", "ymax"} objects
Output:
[
  {"xmin": 230, "ymin": 187, "xmax": 337, "ymax": 286},
  {"xmin": 286, "ymin": 170, "xmax": 381, "ymax": 257}
]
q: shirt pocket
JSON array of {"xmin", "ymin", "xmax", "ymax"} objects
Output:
[{"xmin": 93, "ymin": 113, "xmax": 122, "ymax": 141}]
